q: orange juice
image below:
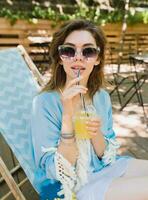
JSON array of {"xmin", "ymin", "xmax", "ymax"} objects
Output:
[{"xmin": 74, "ymin": 110, "xmax": 94, "ymax": 139}]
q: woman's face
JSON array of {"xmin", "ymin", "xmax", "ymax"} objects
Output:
[{"xmin": 59, "ymin": 30, "xmax": 100, "ymax": 85}]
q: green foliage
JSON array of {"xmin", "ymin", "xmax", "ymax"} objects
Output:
[
  {"xmin": 127, "ymin": 10, "xmax": 148, "ymax": 25},
  {"xmin": 0, "ymin": 5, "xmax": 147, "ymax": 25},
  {"xmin": 0, "ymin": 8, "xmax": 24, "ymax": 24},
  {"xmin": 142, "ymin": 11, "xmax": 148, "ymax": 24}
]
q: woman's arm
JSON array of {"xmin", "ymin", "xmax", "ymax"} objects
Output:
[
  {"xmin": 89, "ymin": 91, "xmax": 120, "ymax": 165},
  {"xmin": 57, "ymin": 76, "xmax": 88, "ymax": 165},
  {"xmin": 86, "ymin": 117, "xmax": 106, "ymax": 158},
  {"xmin": 31, "ymin": 95, "xmax": 60, "ymax": 180},
  {"xmin": 91, "ymin": 130, "xmax": 106, "ymax": 158},
  {"xmin": 57, "ymin": 112, "xmax": 78, "ymax": 165}
]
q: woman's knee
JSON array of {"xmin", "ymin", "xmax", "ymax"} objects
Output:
[
  {"xmin": 105, "ymin": 176, "xmax": 148, "ymax": 200},
  {"xmin": 123, "ymin": 158, "xmax": 148, "ymax": 178}
]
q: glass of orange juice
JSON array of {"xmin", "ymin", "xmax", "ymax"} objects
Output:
[{"xmin": 73, "ymin": 105, "xmax": 97, "ymax": 139}]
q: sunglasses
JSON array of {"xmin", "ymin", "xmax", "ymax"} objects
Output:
[{"xmin": 58, "ymin": 45, "xmax": 100, "ymax": 61}]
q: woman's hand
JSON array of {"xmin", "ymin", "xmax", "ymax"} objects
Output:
[
  {"xmin": 59, "ymin": 77, "xmax": 87, "ymax": 164},
  {"xmin": 86, "ymin": 117, "xmax": 106, "ymax": 157},
  {"xmin": 86, "ymin": 117, "xmax": 102, "ymax": 138},
  {"xmin": 61, "ymin": 76, "xmax": 88, "ymax": 116}
]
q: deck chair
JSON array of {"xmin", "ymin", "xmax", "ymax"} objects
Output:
[
  {"xmin": 108, "ymin": 61, "xmax": 147, "ymax": 127},
  {"xmin": 0, "ymin": 46, "xmax": 64, "ymax": 200},
  {"xmin": 109, "ymin": 70, "xmax": 143, "ymax": 110}
]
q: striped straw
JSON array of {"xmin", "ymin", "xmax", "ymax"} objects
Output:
[{"xmin": 77, "ymin": 69, "xmax": 89, "ymax": 116}]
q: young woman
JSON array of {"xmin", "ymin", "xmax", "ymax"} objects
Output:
[{"xmin": 31, "ymin": 19, "xmax": 148, "ymax": 200}]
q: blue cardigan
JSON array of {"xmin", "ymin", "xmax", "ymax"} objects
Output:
[{"xmin": 31, "ymin": 89, "xmax": 117, "ymax": 199}]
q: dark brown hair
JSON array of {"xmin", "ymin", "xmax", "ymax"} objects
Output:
[{"xmin": 42, "ymin": 19, "xmax": 107, "ymax": 99}]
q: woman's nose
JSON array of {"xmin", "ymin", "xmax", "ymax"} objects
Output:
[{"xmin": 74, "ymin": 51, "xmax": 83, "ymax": 61}]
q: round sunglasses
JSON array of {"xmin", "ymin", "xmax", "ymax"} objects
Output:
[{"xmin": 58, "ymin": 45, "xmax": 100, "ymax": 61}]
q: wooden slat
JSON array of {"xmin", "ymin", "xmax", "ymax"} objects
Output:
[
  {"xmin": 0, "ymin": 157, "xmax": 26, "ymax": 200},
  {"xmin": 1, "ymin": 178, "xmax": 28, "ymax": 200},
  {"xmin": 0, "ymin": 39, "xmax": 25, "ymax": 44},
  {"xmin": 0, "ymin": 164, "xmax": 21, "ymax": 184},
  {"xmin": 17, "ymin": 45, "xmax": 45, "ymax": 86},
  {"xmin": 0, "ymin": 30, "xmax": 23, "ymax": 34}
]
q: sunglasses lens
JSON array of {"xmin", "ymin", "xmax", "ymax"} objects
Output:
[
  {"xmin": 83, "ymin": 47, "xmax": 98, "ymax": 58},
  {"xmin": 59, "ymin": 46, "xmax": 75, "ymax": 59}
]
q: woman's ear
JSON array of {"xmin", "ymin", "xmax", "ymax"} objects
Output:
[
  {"xmin": 59, "ymin": 60, "xmax": 63, "ymax": 65},
  {"xmin": 94, "ymin": 59, "xmax": 100, "ymax": 66}
]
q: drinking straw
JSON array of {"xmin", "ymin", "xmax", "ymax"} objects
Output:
[{"xmin": 77, "ymin": 69, "xmax": 89, "ymax": 116}]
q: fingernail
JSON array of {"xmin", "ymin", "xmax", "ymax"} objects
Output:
[{"xmin": 79, "ymin": 75, "xmax": 83, "ymax": 79}]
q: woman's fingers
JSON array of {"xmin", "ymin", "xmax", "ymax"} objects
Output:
[
  {"xmin": 86, "ymin": 118, "xmax": 102, "ymax": 136},
  {"xmin": 64, "ymin": 89, "xmax": 87, "ymax": 99},
  {"xmin": 87, "ymin": 127, "xmax": 99, "ymax": 136},
  {"xmin": 66, "ymin": 76, "xmax": 84, "ymax": 88},
  {"xmin": 62, "ymin": 85, "xmax": 88, "ymax": 99},
  {"xmin": 86, "ymin": 119, "xmax": 101, "ymax": 127},
  {"xmin": 61, "ymin": 76, "xmax": 88, "ymax": 102},
  {"xmin": 72, "ymin": 85, "xmax": 88, "ymax": 91}
]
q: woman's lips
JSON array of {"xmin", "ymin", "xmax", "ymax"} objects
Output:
[{"xmin": 71, "ymin": 66, "xmax": 85, "ymax": 76}]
